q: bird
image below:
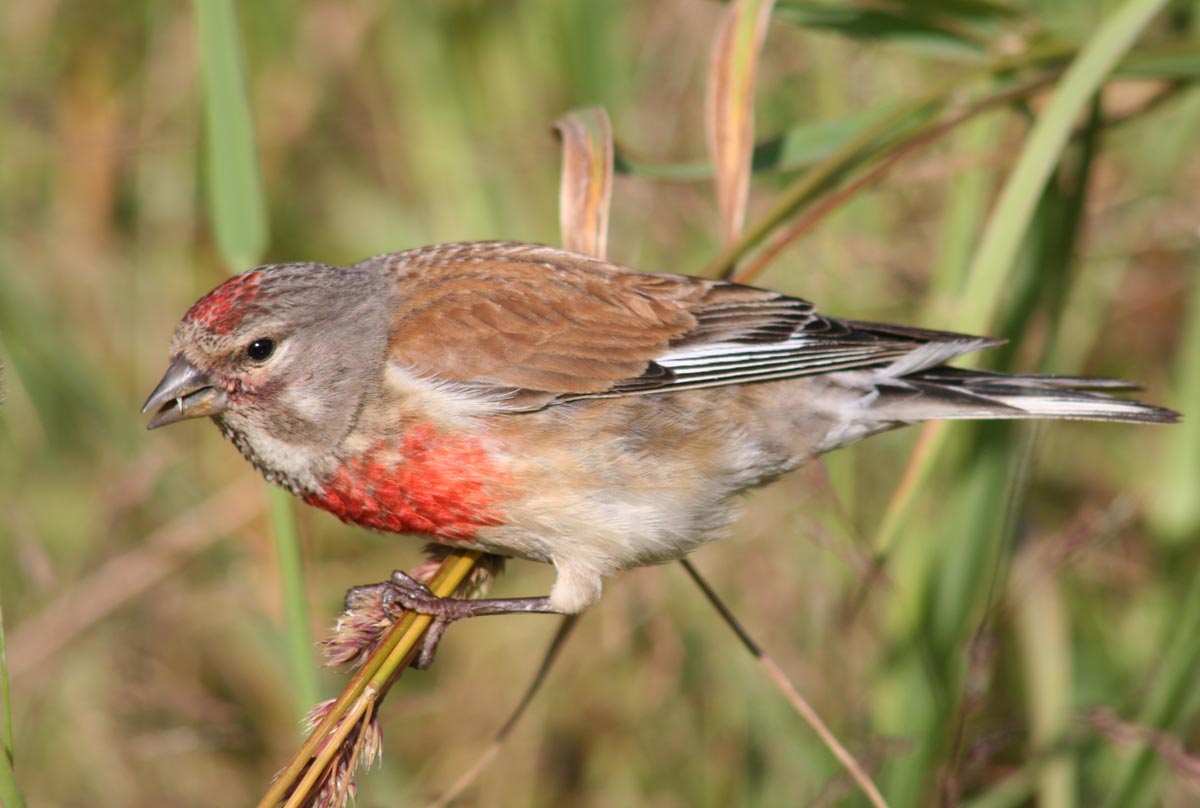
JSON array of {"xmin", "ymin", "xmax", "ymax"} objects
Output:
[{"xmin": 143, "ymin": 240, "xmax": 1178, "ymax": 655}]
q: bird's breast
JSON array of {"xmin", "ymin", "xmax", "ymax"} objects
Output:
[{"xmin": 302, "ymin": 423, "xmax": 513, "ymax": 540}]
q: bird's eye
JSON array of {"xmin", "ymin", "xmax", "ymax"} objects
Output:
[{"xmin": 245, "ymin": 338, "xmax": 276, "ymax": 362}]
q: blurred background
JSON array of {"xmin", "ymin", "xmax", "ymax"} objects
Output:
[{"xmin": 1, "ymin": 1, "xmax": 1198, "ymax": 806}]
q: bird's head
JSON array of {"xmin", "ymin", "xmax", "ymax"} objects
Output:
[{"xmin": 142, "ymin": 262, "xmax": 393, "ymax": 466}]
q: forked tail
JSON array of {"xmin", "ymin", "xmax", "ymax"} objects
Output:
[{"xmin": 872, "ymin": 366, "xmax": 1179, "ymax": 424}]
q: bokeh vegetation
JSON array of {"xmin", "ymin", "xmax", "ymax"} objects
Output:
[{"xmin": 2, "ymin": 1, "xmax": 1199, "ymax": 806}]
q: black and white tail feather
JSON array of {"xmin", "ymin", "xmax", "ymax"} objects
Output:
[
  {"xmin": 869, "ymin": 363, "xmax": 1178, "ymax": 425},
  {"xmin": 560, "ymin": 285, "xmax": 1179, "ymax": 425},
  {"xmin": 848, "ymin": 332, "xmax": 1178, "ymax": 425}
]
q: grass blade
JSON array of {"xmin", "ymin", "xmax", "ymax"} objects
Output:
[
  {"xmin": 874, "ymin": 0, "xmax": 1170, "ymax": 557},
  {"xmin": 1101, "ymin": 572, "xmax": 1200, "ymax": 807},
  {"xmin": 707, "ymin": 0, "xmax": 776, "ymax": 245},
  {"xmin": 953, "ymin": 0, "xmax": 1169, "ymax": 336},
  {"xmin": 1149, "ymin": 259, "xmax": 1200, "ymax": 541},
  {"xmin": 617, "ymin": 103, "xmax": 902, "ymax": 179},
  {"xmin": 0, "ymin": 741, "xmax": 26, "ymax": 808},
  {"xmin": 1010, "ymin": 557, "xmax": 1076, "ymax": 808},
  {"xmin": 268, "ymin": 486, "xmax": 319, "ymax": 712},
  {"xmin": 774, "ymin": 2, "xmax": 989, "ymax": 57},
  {"xmin": 554, "ymin": 108, "xmax": 614, "ymax": 259},
  {"xmin": 193, "ymin": 0, "xmax": 318, "ymax": 711},
  {"xmin": 617, "ymin": 44, "xmax": 1200, "ymax": 183},
  {"xmin": 731, "ymin": 71, "xmax": 1058, "ymax": 285},
  {"xmin": 0, "ymin": 605, "xmax": 27, "ymax": 808},
  {"xmin": 193, "ymin": 0, "xmax": 267, "ymax": 268}
]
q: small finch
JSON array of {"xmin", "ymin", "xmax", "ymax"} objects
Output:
[{"xmin": 144, "ymin": 241, "xmax": 1178, "ymax": 645}]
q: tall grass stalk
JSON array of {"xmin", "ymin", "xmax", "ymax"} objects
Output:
[
  {"xmin": 0, "ymin": 606, "xmax": 27, "ymax": 808},
  {"xmin": 193, "ymin": 0, "xmax": 318, "ymax": 710},
  {"xmin": 874, "ymin": 0, "xmax": 1171, "ymax": 566},
  {"xmin": 0, "ymin": 608, "xmax": 11, "ymax": 764},
  {"xmin": 1151, "ymin": 262, "xmax": 1200, "ymax": 540},
  {"xmin": 1101, "ymin": 572, "xmax": 1200, "ymax": 807},
  {"xmin": 1012, "ymin": 560, "xmax": 1076, "ymax": 808},
  {"xmin": 953, "ymin": 0, "xmax": 1170, "ymax": 336},
  {"xmin": 869, "ymin": 2, "xmax": 1168, "ymax": 804}
]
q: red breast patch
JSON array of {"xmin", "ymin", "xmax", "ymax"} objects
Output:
[{"xmin": 304, "ymin": 424, "xmax": 510, "ymax": 540}]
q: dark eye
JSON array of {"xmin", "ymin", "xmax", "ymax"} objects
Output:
[{"xmin": 245, "ymin": 338, "xmax": 276, "ymax": 362}]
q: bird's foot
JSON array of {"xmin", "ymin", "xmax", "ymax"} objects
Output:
[{"xmin": 346, "ymin": 570, "xmax": 561, "ymax": 669}]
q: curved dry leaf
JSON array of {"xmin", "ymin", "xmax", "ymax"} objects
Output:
[
  {"xmin": 554, "ymin": 107, "xmax": 614, "ymax": 260},
  {"xmin": 707, "ymin": 0, "xmax": 776, "ymax": 247}
]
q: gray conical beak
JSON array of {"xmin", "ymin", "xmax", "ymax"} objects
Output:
[{"xmin": 142, "ymin": 355, "xmax": 229, "ymax": 429}]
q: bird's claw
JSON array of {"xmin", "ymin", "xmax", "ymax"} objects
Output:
[
  {"xmin": 381, "ymin": 570, "xmax": 438, "ymax": 610},
  {"xmin": 374, "ymin": 570, "xmax": 459, "ymax": 669},
  {"xmin": 344, "ymin": 571, "xmax": 559, "ymax": 669},
  {"xmin": 340, "ymin": 571, "xmax": 457, "ymax": 668}
]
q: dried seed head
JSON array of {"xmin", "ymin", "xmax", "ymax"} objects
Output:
[
  {"xmin": 286, "ymin": 697, "xmax": 385, "ymax": 808},
  {"xmin": 322, "ymin": 582, "xmax": 402, "ymax": 670}
]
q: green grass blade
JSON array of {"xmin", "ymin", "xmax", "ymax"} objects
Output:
[
  {"xmin": 617, "ymin": 44, "xmax": 1200, "ymax": 183},
  {"xmin": 890, "ymin": 0, "xmax": 1021, "ymax": 20},
  {"xmin": 194, "ymin": 0, "xmax": 267, "ymax": 268},
  {"xmin": 931, "ymin": 115, "xmax": 999, "ymax": 295},
  {"xmin": 0, "ymin": 606, "xmax": 27, "ymax": 808},
  {"xmin": 962, "ymin": 775, "xmax": 1035, "ymax": 808},
  {"xmin": 268, "ymin": 487, "xmax": 319, "ymax": 709},
  {"xmin": 704, "ymin": 88, "xmax": 941, "ymax": 277},
  {"xmin": 874, "ymin": 0, "xmax": 1169, "ymax": 554},
  {"xmin": 1116, "ymin": 45, "xmax": 1200, "ymax": 79},
  {"xmin": 953, "ymin": 0, "xmax": 1169, "ymax": 336},
  {"xmin": 0, "ymin": 747, "xmax": 27, "ymax": 808},
  {"xmin": 877, "ymin": 88, "xmax": 1103, "ymax": 804},
  {"xmin": 774, "ymin": 2, "xmax": 989, "ymax": 57},
  {"xmin": 1101, "ymin": 573, "xmax": 1200, "ymax": 807},
  {"xmin": 1012, "ymin": 567, "xmax": 1076, "ymax": 808},
  {"xmin": 193, "ymin": 0, "xmax": 318, "ymax": 712},
  {"xmin": 1150, "ymin": 259, "xmax": 1200, "ymax": 540}
]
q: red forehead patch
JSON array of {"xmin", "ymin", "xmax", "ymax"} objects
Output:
[{"xmin": 183, "ymin": 270, "xmax": 264, "ymax": 333}]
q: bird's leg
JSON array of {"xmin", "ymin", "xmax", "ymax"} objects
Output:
[{"xmin": 349, "ymin": 570, "xmax": 563, "ymax": 669}]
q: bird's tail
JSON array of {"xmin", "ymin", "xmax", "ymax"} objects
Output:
[{"xmin": 870, "ymin": 366, "xmax": 1179, "ymax": 425}]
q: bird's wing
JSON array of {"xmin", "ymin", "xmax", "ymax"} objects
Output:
[{"xmin": 369, "ymin": 242, "xmax": 993, "ymax": 410}]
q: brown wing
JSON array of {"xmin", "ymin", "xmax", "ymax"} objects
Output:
[
  {"xmin": 361, "ymin": 241, "xmax": 994, "ymax": 409},
  {"xmin": 369, "ymin": 242, "xmax": 759, "ymax": 393}
]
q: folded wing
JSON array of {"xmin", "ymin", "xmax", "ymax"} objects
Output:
[{"xmin": 366, "ymin": 242, "xmax": 1176, "ymax": 423}]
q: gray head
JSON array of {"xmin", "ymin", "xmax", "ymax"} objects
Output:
[{"xmin": 142, "ymin": 261, "xmax": 394, "ymax": 472}]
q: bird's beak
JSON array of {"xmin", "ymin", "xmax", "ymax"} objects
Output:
[{"xmin": 141, "ymin": 355, "xmax": 229, "ymax": 430}]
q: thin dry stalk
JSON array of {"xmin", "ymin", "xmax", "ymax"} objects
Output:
[
  {"xmin": 425, "ymin": 615, "xmax": 580, "ymax": 808},
  {"xmin": 1087, "ymin": 707, "xmax": 1200, "ymax": 786},
  {"xmin": 700, "ymin": 6, "xmax": 888, "ymax": 801},
  {"xmin": 679, "ymin": 560, "xmax": 889, "ymax": 808}
]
